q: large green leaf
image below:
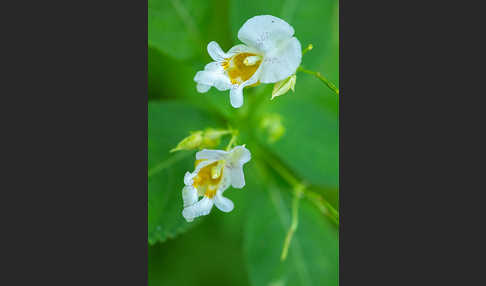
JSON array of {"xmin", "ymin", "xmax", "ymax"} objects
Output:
[
  {"xmin": 244, "ymin": 163, "xmax": 338, "ymax": 286},
  {"xmin": 148, "ymin": 100, "xmax": 223, "ymax": 244}
]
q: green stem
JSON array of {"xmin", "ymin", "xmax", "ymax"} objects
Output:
[
  {"xmin": 302, "ymin": 44, "xmax": 313, "ymax": 55},
  {"xmin": 281, "ymin": 184, "xmax": 304, "ymax": 261},
  {"xmin": 304, "ymin": 189, "xmax": 339, "ymax": 226},
  {"xmin": 225, "ymin": 130, "xmax": 239, "ymax": 151},
  {"xmin": 298, "ymin": 66, "xmax": 339, "ymax": 96}
]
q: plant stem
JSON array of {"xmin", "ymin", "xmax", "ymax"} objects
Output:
[
  {"xmin": 281, "ymin": 184, "xmax": 304, "ymax": 261},
  {"xmin": 304, "ymin": 189, "xmax": 339, "ymax": 226},
  {"xmin": 225, "ymin": 130, "xmax": 239, "ymax": 151},
  {"xmin": 298, "ymin": 66, "xmax": 340, "ymax": 96},
  {"xmin": 302, "ymin": 44, "xmax": 313, "ymax": 55}
]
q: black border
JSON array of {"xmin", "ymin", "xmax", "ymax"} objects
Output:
[{"xmin": 4, "ymin": 0, "xmax": 148, "ymax": 284}]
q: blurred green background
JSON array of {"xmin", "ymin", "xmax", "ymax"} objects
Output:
[{"xmin": 148, "ymin": 0, "xmax": 339, "ymax": 285}]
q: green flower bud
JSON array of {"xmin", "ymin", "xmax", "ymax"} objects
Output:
[
  {"xmin": 201, "ymin": 128, "xmax": 230, "ymax": 148},
  {"xmin": 260, "ymin": 114, "xmax": 285, "ymax": 143},
  {"xmin": 271, "ymin": 74, "xmax": 296, "ymax": 100},
  {"xmin": 170, "ymin": 131, "xmax": 204, "ymax": 152}
]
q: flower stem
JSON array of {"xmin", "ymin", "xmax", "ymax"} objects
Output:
[
  {"xmin": 281, "ymin": 184, "xmax": 304, "ymax": 261},
  {"xmin": 298, "ymin": 66, "xmax": 339, "ymax": 96},
  {"xmin": 302, "ymin": 44, "xmax": 313, "ymax": 55},
  {"xmin": 225, "ymin": 130, "xmax": 239, "ymax": 151}
]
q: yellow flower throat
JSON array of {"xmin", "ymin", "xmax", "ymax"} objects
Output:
[
  {"xmin": 192, "ymin": 160, "xmax": 224, "ymax": 198},
  {"xmin": 222, "ymin": 53, "xmax": 262, "ymax": 85}
]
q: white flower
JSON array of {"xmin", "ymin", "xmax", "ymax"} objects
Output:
[
  {"xmin": 182, "ymin": 145, "xmax": 251, "ymax": 222},
  {"xmin": 194, "ymin": 15, "xmax": 302, "ymax": 108}
]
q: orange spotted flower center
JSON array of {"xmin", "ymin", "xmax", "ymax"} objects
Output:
[
  {"xmin": 192, "ymin": 160, "xmax": 224, "ymax": 198},
  {"xmin": 222, "ymin": 52, "xmax": 262, "ymax": 85}
]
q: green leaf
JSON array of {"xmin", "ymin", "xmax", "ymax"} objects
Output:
[
  {"xmin": 244, "ymin": 163, "xmax": 338, "ymax": 286},
  {"xmin": 148, "ymin": 100, "xmax": 222, "ymax": 244},
  {"xmin": 257, "ymin": 97, "xmax": 339, "ymax": 194},
  {"xmin": 149, "ymin": 214, "xmax": 250, "ymax": 286},
  {"xmin": 148, "ymin": 0, "xmax": 209, "ymax": 60}
]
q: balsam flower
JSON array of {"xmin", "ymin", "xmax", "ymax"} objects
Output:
[
  {"xmin": 182, "ymin": 145, "xmax": 251, "ymax": 222},
  {"xmin": 194, "ymin": 15, "xmax": 302, "ymax": 108}
]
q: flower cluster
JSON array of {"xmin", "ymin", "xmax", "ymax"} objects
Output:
[{"xmin": 178, "ymin": 15, "xmax": 304, "ymax": 222}]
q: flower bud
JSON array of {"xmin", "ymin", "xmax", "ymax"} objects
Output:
[
  {"xmin": 271, "ymin": 74, "xmax": 296, "ymax": 100},
  {"xmin": 201, "ymin": 128, "xmax": 228, "ymax": 148},
  {"xmin": 260, "ymin": 114, "xmax": 285, "ymax": 143},
  {"xmin": 170, "ymin": 131, "xmax": 204, "ymax": 152}
]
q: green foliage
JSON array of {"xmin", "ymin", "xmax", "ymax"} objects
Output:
[
  {"xmin": 149, "ymin": 214, "xmax": 250, "ymax": 286},
  {"xmin": 148, "ymin": 0, "xmax": 339, "ymax": 285},
  {"xmin": 245, "ymin": 164, "xmax": 338, "ymax": 286},
  {"xmin": 148, "ymin": 0, "xmax": 209, "ymax": 60}
]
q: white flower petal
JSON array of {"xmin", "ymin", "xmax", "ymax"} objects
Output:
[
  {"xmin": 197, "ymin": 83, "xmax": 211, "ymax": 93},
  {"xmin": 182, "ymin": 186, "xmax": 198, "ymax": 207},
  {"xmin": 183, "ymin": 171, "xmax": 194, "ymax": 186},
  {"xmin": 194, "ymin": 63, "xmax": 233, "ymax": 92},
  {"xmin": 259, "ymin": 37, "xmax": 301, "ymax": 83},
  {"xmin": 194, "ymin": 69, "xmax": 232, "ymax": 92},
  {"xmin": 182, "ymin": 197, "xmax": 214, "ymax": 222},
  {"xmin": 196, "ymin": 149, "xmax": 228, "ymax": 161},
  {"xmin": 237, "ymin": 15, "xmax": 295, "ymax": 53},
  {"xmin": 214, "ymin": 81, "xmax": 232, "ymax": 91},
  {"xmin": 227, "ymin": 44, "xmax": 260, "ymax": 56},
  {"xmin": 204, "ymin": 62, "xmax": 222, "ymax": 71},
  {"xmin": 219, "ymin": 170, "xmax": 231, "ymax": 193},
  {"xmin": 230, "ymin": 145, "xmax": 251, "ymax": 165},
  {"xmin": 194, "ymin": 70, "xmax": 215, "ymax": 85},
  {"xmin": 224, "ymin": 146, "xmax": 250, "ymax": 188},
  {"xmin": 228, "ymin": 66, "xmax": 263, "ymax": 108},
  {"xmin": 229, "ymin": 166, "xmax": 245, "ymax": 188},
  {"xmin": 230, "ymin": 86, "xmax": 244, "ymax": 108},
  {"xmin": 214, "ymin": 193, "xmax": 234, "ymax": 213},
  {"xmin": 207, "ymin": 41, "xmax": 227, "ymax": 61}
]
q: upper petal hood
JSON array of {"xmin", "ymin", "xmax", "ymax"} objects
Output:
[
  {"xmin": 196, "ymin": 149, "xmax": 229, "ymax": 161},
  {"xmin": 227, "ymin": 145, "xmax": 251, "ymax": 166},
  {"xmin": 237, "ymin": 15, "xmax": 301, "ymax": 83},
  {"xmin": 258, "ymin": 37, "xmax": 301, "ymax": 83},
  {"xmin": 238, "ymin": 15, "xmax": 295, "ymax": 53}
]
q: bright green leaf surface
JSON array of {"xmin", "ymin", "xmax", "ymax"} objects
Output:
[
  {"xmin": 149, "ymin": 213, "xmax": 250, "ymax": 286},
  {"xmin": 148, "ymin": 0, "xmax": 209, "ymax": 60}
]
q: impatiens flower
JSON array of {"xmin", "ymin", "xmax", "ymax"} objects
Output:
[
  {"xmin": 182, "ymin": 145, "xmax": 251, "ymax": 222},
  {"xmin": 194, "ymin": 15, "xmax": 302, "ymax": 108}
]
